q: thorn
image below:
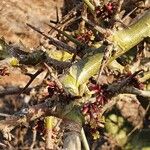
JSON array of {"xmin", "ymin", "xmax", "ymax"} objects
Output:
[
  {"xmin": 17, "ymin": 68, "xmax": 44, "ymax": 96},
  {"xmin": 50, "ymin": 6, "xmax": 59, "ymax": 24}
]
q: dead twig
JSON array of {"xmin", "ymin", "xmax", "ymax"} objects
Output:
[
  {"xmin": 30, "ymin": 126, "xmax": 37, "ymax": 150},
  {"xmin": 0, "ymin": 96, "xmax": 64, "ymax": 140},
  {"xmin": 122, "ymin": 7, "xmax": 137, "ymax": 22},
  {"xmin": 114, "ymin": 0, "xmax": 124, "ymax": 20},
  {"xmin": 97, "ymin": 43, "xmax": 113, "ymax": 83},
  {"xmin": 0, "ymin": 113, "xmax": 11, "ymax": 117},
  {"xmin": 0, "ymin": 142, "xmax": 7, "ymax": 148},
  {"xmin": 44, "ymin": 62, "xmax": 63, "ymax": 90},
  {"xmin": 48, "ymin": 2, "xmax": 83, "ymax": 36}
]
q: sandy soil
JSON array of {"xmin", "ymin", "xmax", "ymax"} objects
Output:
[{"xmin": 0, "ymin": 0, "xmax": 64, "ymax": 48}]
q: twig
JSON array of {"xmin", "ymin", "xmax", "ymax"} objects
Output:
[
  {"xmin": 0, "ymin": 87, "xmax": 32, "ymax": 97},
  {"xmin": 47, "ymin": 23, "xmax": 84, "ymax": 47},
  {"xmin": 122, "ymin": 7, "xmax": 137, "ymax": 22},
  {"xmin": 114, "ymin": 19, "xmax": 130, "ymax": 29},
  {"xmin": 113, "ymin": 0, "xmax": 124, "ymax": 28},
  {"xmin": 45, "ymin": 116, "xmax": 54, "ymax": 150},
  {"xmin": 79, "ymin": 4, "xmax": 87, "ymax": 33},
  {"xmin": 48, "ymin": 2, "xmax": 83, "ymax": 35},
  {"xmin": 82, "ymin": 16, "xmax": 111, "ymax": 35},
  {"xmin": 5, "ymin": 44, "xmax": 72, "ymax": 68},
  {"xmin": 45, "ymin": 56, "xmax": 71, "ymax": 69},
  {"xmin": 0, "ymin": 142, "xmax": 7, "ymax": 148},
  {"xmin": 0, "ymin": 96, "xmax": 64, "ymax": 139},
  {"xmin": 44, "ymin": 63, "xmax": 63, "ymax": 90},
  {"xmin": 7, "ymin": 45, "xmax": 72, "ymax": 70},
  {"xmin": 122, "ymin": 86, "xmax": 150, "ymax": 98},
  {"xmin": 30, "ymin": 126, "xmax": 37, "ymax": 150},
  {"xmin": 106, "ymin": 70, "xmax": 143, "ymax": 94},
  {"xmin": 27, "ymin": 23, "xmax": 76, "ymax": 54},
  {"xmin": 0, "ymin": 113, "xmax": 11, "ymax": 117},
  {"xmin": 60, "ymin": 16, "xmax": 82, "ymax": 31},
  {"xmin": 97, "ymin": 43, "xmax": 113, "ymax": 83},
  {"xmin": 115, "ymin": 0, "xmax": 124, "ymax": 17},
  {"xmin": 17, "ymin": 68, "xmax": 44, "ymax": 96}
]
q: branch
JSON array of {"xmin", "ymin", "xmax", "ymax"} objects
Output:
[
  {"xmin": 122, "ymin": 86, "xmax": 150, "ymax": 98},
  {"xmin": 18, "ymin": 68, "xmax": 44, "ymax": 96},
  {"xmin": 60, "ymin": 10, "xmax": 150, "ymax": 96},
  {"xmin": 108, "ymin": 10, "xmax": 150, "ymax": 63},
  {"xmin": 82, "ymin": 16, "xmax": 111, "ymax": 35},
  {"xmin": 44, "ymin": 63, "xmax": 63, "ymax": 90},
  {"xmin": 106, "ymin": 70, "xmax": 143, "ymax": 95},
  {"xmin": 62, "ymin": 120, "xmax": 82, "ymax": 150},
  {"xmin": 6, "ymin": 46, "xmax": 72, "ymax": 69},
  {"xmin": 0, "ymin": 97, "xmax": 64, "ymax": 139},
  {"xmin": 45, "ymin": 56, "xmax": 71, "ymax": 69},
  {"xmin": 48, "ymin": 2, "xmax": 83, "ymax": 35},
  {"xmin": 47, "ymin": 23, "xmax": 84, "ymax": 47},
  {"xmin": 27, "ymin": 23, "xmax": 77, "ymax": 54},
  {"xmin": 0, "ymin": 96, "xmax": 84, "ymax": 140},
  {"xmin": 0, "ymin": 87, "xmax": 32, "ymax": 97}
]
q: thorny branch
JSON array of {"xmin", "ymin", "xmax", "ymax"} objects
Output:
[
  {"xmin": 6, "ymin": 45, "xmax": 72, "ymax": 68},
  {"xmin": 106, "ymin": 70, "xmax": 144, "ymax": 95},
  {"xmin": 0, "ymin": 96, "xmax": 65, "ymax": 140},
  {"xmin": 27, "ymin": 23, "xmax": 76, "ymax": 54},
  {"xmin": 18, "ymin": 68, "xmax": 44, "ymax": 96},
  {"xmin": 44, "ymin": 63, "xmax": 63, "ymax": 90},
  {"xmin": 0, "ymin": 76, "xmax": 150, "ymax": 140},
  {"xmin": 48, "ymin": 2, "xmax": 83, "ymax": 36},
  {"xmin": 0, "ymin": 1, "xmax": 150, "ymax": 149}
]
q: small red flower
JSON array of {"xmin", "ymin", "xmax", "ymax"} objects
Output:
[
  {"xmin": 46, "ymin": 81, "xmax": 60, "ymax": 97},
  {"xmin": 95, "ymin": 2, "xmax": 117, "ymax": 19},
  {"xmin": 76, "ymin": 30, "xmax": 93, "ymax": 44},
  {"xmin": 82, "ymin": 104, "xmax": 90, "ymax": 115}
]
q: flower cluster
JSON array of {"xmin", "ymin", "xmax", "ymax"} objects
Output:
[
  {"xmin": 95, "ymin": 2, "xmax": 117, "ymax": 20},
  {"xmin": 81, "ymin": 80, "xmax": 108, "ymax": 138},
  {"xmin": 76, "ymin": 30, "xmax": 93, "ymax": 44},
  {"xmin": 47, "ymin": 81, "xmax": 60, "ymax": 97}
]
